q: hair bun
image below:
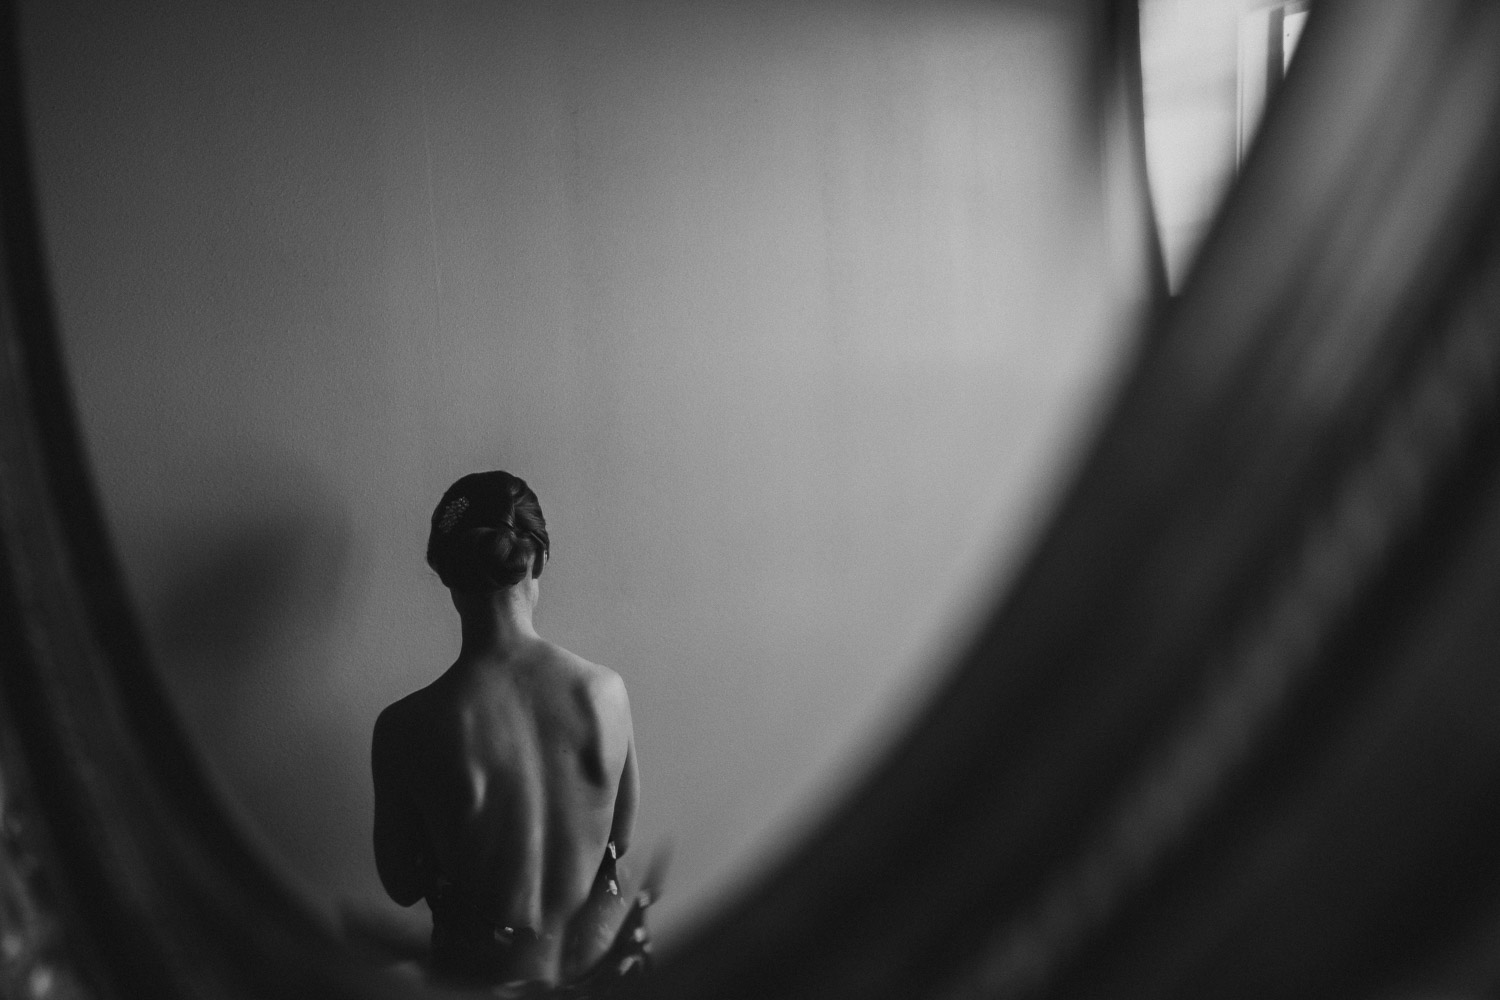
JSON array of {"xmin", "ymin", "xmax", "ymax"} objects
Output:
[
  {"xmin": 427, "ymin": 471, "xmax": 550, "ymax": 592},
  {"xmin": 481, "ymin": 525, "xmax": 535, "ymax": 588}
]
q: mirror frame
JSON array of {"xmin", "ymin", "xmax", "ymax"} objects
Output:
[{"xmin": 7, "ymin": 1, "xmax": 1500, "ymax": 997}]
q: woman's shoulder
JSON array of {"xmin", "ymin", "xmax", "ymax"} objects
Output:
[
  {"xmin": 373, "ymin": 676, "xmax": 453, "ymax": 744},
  {"xmin": 372, "ymin": 689, "xmax": 427, "ymax": 769},
  {"xmin": 533, "ymin": 640, "xmax": 613, "ymax": 682},
  {"xmin": 536, "ymin": 643, "xmax": 629, "ymax": 715}
]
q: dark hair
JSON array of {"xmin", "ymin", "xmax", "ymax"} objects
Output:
[{"xmin": 426, "ymin": 471, "xmax": 550, "ymax": 592}]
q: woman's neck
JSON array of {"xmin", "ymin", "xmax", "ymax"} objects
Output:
[{"xmin": 454, "ymin": 586, "xmax": 540, "ymax": 658}]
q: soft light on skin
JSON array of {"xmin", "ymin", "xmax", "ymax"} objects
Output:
[{"xmin": 452, "ymin": 566, "xmax": 543, "ymax": 656}]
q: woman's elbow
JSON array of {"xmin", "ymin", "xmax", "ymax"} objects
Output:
[{"xmin": 379, "ymin": 873, "xmax": 426, "ymax": 908}]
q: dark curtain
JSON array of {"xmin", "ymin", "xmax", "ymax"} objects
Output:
[{"xmin": 5, "ymin": 1, "xmax": 1500, "ymax": 999}]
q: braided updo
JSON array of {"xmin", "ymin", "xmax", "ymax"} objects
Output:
[{"xmin": 426, "ymin": 471, "xmax": 550, "ymax": 592}]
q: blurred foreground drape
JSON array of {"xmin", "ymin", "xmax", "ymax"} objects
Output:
[
  {"xmin": 6, "ymin": 1, "xmax": 1500, "ymax": 999},
  {"xmin": 660, "ymin": 1, "xmax": 1500, "ymax": 998}
]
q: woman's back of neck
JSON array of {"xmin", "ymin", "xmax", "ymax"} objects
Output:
[{"xmin": 455, "ymin": 586, "xmax": 541, "ymax": 661}]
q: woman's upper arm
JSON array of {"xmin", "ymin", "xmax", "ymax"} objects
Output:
[
  {"xmin": 606, "ymin": 679, "xmax": 639, "ymax": 857},
  {"xmin": 610, "ymin": 734, "xmax": 639, "ymax": 857},
  {"xmin": 372, "ymin": 709, "xmax": 428, "ymax": 906}
]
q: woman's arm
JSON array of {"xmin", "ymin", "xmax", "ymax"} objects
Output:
[
  {"xmin": 609, "ymin": 733, "xmax": 639, "ymax": 858},
  {"xmin": 597, "ymin": 673, "xmax": 638, "ymax": 858},
  {"xmin": 372, "ymin": 707, "xmax": 430, "ymax": 906}
]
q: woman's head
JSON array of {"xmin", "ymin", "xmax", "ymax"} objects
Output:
[{"xmin": 427, "ymin": 471, "xmax": 550, "ymax": 592}]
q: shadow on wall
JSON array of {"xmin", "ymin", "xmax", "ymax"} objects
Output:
[
  {"xmin": 152, "ymin": 509, "xmax": 346, "ymax": 671},
  {"xmin": 132, "ymin": 448, "xmax": 362, "ymax": 887}
]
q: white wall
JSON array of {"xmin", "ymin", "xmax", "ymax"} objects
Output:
[{"xmin": 20, "ymin": 0, "xmax": 1141, "ymax": 941}]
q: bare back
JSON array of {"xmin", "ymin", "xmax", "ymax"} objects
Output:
[{"xmin": 373, "ymin": 638, "xmax": 638, "ymax": 984}]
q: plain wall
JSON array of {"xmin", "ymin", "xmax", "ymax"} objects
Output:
[{"xmin": 19, "ymin": 0, "xmax": 1141, "ymax": 941}]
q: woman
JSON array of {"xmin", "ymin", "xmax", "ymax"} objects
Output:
[{"xmin": 372, "ymin": 471, "xmax": 646, "ymax": 993}]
